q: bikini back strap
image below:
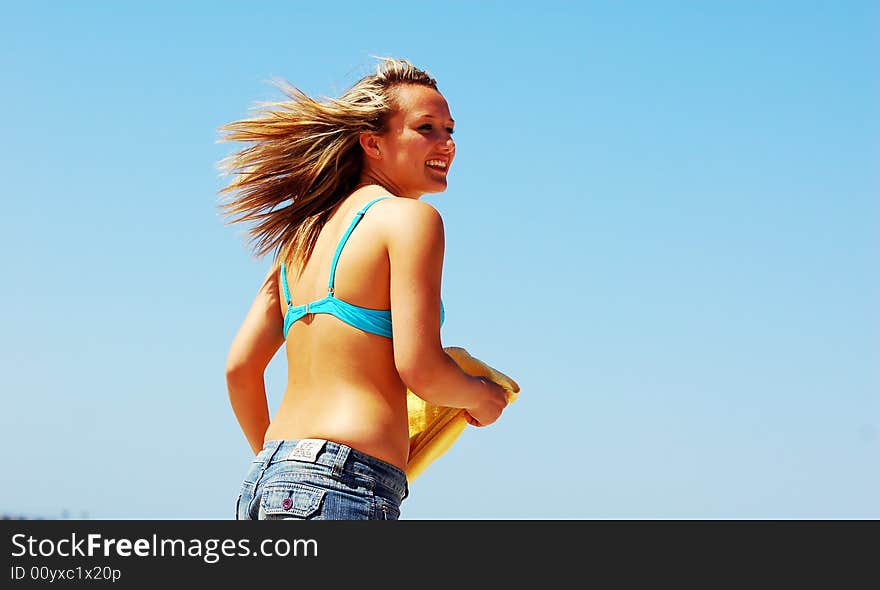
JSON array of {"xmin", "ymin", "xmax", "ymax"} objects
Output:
[
  {"xmin": 327, "ymin": 196, "xmax": 391, "ymax": 294},
  {"xmin": 280, "ymin": 263, "xmax": 292, "ymax": 305}
]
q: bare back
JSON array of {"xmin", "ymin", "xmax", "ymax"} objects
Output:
[{"xmin": 263, "ymin": 188, "xmax": 411, "ymax": 470}]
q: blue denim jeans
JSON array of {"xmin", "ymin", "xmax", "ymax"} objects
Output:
[{"xmin": 235, "ymin": 439, "xmax": 409, "ymax": 520}]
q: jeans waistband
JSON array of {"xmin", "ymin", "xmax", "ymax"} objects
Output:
[{"xmin": 260, "ymin": 439, "xmax": 409, "ymax": 500}]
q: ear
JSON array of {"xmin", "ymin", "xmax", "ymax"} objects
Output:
[{"xmin": 359, "ymin": 132, "xmax": 382, "ymax": 161}]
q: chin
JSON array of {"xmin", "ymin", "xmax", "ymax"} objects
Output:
[
  {"xmin": 424, "ymin": 178, "xmax": 449, "ymax": 194},
  {"xmin": 404, "ymin": 177, "xmax": 448, "ymax": 198}
]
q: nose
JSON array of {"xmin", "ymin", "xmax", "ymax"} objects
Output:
[{"xmin": 440, "ymin": 134, "xmax": 455, "ymax": 153}]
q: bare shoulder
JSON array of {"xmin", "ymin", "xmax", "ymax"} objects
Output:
[{"xmin": 374, "ymin": 197, "xmax": 444, "ymax": 245}]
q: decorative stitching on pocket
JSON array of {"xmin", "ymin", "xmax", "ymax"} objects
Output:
[{"xmin": 260, "ymin": 483, "xmax": 326, "ymax": 519}]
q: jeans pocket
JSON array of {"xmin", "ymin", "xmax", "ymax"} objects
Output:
[{"xmin": 260, "ymin": 483, "xmax": 326, "ymax": 520}]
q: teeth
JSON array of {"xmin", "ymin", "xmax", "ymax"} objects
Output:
[{"xmin": 426, "ymin": 160, "xmax": 447, "ymax": 168}]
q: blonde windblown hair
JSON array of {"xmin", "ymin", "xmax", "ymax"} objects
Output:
[{"xmin": 215, "ymin": 57, "xmax": 439, "ymax": 279}]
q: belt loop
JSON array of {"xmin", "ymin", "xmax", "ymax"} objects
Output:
[
  {"xmin": 251, "ymin": 440, "xmax": 283, "ymax": 493},
  {"xmin": 332, "ymin": 444, "xmax": 350, "ymax": 477},
  {"xmin": 264, "ymin": 440, "xmax": 284, "ymax": 464}
]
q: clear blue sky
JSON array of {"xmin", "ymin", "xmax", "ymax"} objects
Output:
[{"xmin": 1, "ymin": 1, "xmax": 877, "ymax": 519}]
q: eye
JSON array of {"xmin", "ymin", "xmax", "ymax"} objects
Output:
[{"xmin": 418, "ymin": 123, "xmax": 454, "ymax": 135}]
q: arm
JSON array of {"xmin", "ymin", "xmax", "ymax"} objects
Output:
[
  {"xmin": 225, "ymin": 261, "xmax": 285, "ymax": 454},
  {"xmin": 386, "ymin": 200, "xmax": 509, "ymax": 426}
]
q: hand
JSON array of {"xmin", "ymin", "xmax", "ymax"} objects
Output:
[{"xmin": 464, "ymin": 377, "xmax": 510, "ymax": 427}]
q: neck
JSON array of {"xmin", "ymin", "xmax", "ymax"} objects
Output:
[{"xmin": 356, "ymin": 170, "xmax": 421, "ymax": 200}]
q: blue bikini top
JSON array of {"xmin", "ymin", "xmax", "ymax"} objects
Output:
[{"xmin": 281, "ymin": 196, "xmax": 445, "ymax": 339}]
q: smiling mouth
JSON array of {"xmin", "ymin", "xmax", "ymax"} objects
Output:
[{"xmin": 426, "ymin": 159, "xmax": 448, "ymax": 172}]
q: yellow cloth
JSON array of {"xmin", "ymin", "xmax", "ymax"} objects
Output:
[{"xmin": 405, "ymin": 346, "xmax": 520, "ymax": 482}]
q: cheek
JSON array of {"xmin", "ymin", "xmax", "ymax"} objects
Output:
[{"xmin": 401, "ymin": 140, "xmax": 427, "ymax": 166}]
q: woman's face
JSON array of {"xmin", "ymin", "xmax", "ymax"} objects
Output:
[{"xmin": 370, "ymin": 84, "xmax": 456, "ymax": 198}]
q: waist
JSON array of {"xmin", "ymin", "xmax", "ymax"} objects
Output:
[
  {"xmin": 268, "ymin": 385, "xmax": 410, "ymax": 467},
  {"xmin": 258, "ymin": 438, "xmax": 409, "ymax": 499},
  {"xmin": 263, "ymin": 420, "xmax": 410, "ymax": 472}
]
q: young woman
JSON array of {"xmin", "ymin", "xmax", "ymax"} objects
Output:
[{"xmin": 217, "ymin": 57, "xmax": 510, "ymax": 520}]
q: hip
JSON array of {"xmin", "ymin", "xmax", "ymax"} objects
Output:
[{"xmin": 235, "ymin": 438, "xmax": 409, "ymax": 520}]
